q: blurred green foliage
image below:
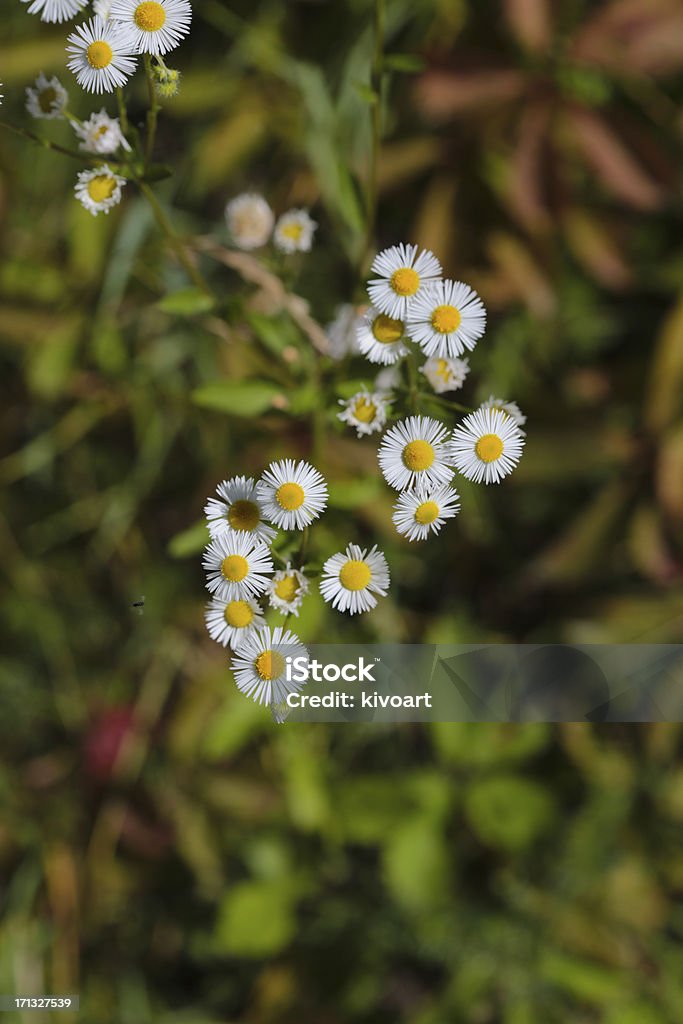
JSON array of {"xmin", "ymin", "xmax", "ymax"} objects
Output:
[{"xmin": 1, "ymin": 0, "xmax": 683, "ymax": 1021}]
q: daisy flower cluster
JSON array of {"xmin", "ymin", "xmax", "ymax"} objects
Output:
[
  {"xmin": 201, "ymin": 464, "xmax": 390, "ymax": 705},
  {"xmin": 15, "ymin": 0, "xmax": 194, "ymax": 217},
  {"xmin": 225, "ymin": 193, "xmax": 317, "ymax": 254},
  {"xmin": 326, "ymin": 242, "xmax": 527, "ymax": 543}
]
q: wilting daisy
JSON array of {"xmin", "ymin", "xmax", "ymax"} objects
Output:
[
  {"xmin": 225, "ymin": 193, "xmax": 274, "ymax": 250},
  {"xmin": 481, "ymin": 395, "xmax": 527, "ymax": 434},
  {"xmin": 110, "ymin": 0, "xmax": 192, "ymax": 55},
  {"xmin": 257, "ymin": 460, "xmax": 328, "ymax": 531},
  {"xmin": 325, "ymin": 304, "xmax": 361, "ymax": 360},
  {"xmin": 392, "ymin": 483, "xmax": 460, "ymax": 542},
  {"xmin": 25, "ymin": 74, "xmax": 69, "ymax": 121},
  {"xmin": 273, "ymin": 209, "xmax": 317, "ymax": 253},
  {"xmin": 450, "ymin": 406, "xmax": 525, "ymax": 484},
  {"xmin": 267, "ymin": 564, "xmax": 309, "ymax": 616},
  {"xmin": 378, "ymin": 415, "xmax": 454, "ymax": 492},
  {"xmin": 421, "ymin": 356, "xmax": 470, "ymax": 394},
  {"xmin": 74, "ymin": 165, "xmax": 126, "ymax": 216},
  {"xmin": 367, "ymin": 244, "xmax": 442, "ymax": 320},
  {"xmin": 320, "ymin": 543, "xmax": 390, "ymax": 616},
  {"xmin": 74, "ymin": 109, "xmax": 131, "ymax": 153},
  {"xmin": 406, "ymin": 279, "xmax": 486, "ymax": 358},
  {"xmin": 66, "ymin": 16, "xmax": 138, "ymax": 94},
  {"xmin": 204, "ymin": 476, "xmax": 276, "ymax": 545},
  {"xmin": 375, "ymin": 365, "xmax": 401, "ymax": 391},
  {"xmin": 203, "ymin": 532, "xmax": 274, "ymax": 601},
  {"xmin": 21, "ymin": 0, "xmax": 87, "ymax": 23},
  {"xmin": 231, "ymin": 626, "xmax": 308, "ymax": 706},
  {"xmin": 356, "ymin": 306, "xmax": 410, "ymax": 365},
  {"xmin": 338, "ymin": 389, "xmax": 389, "ymax": 437},
  {"xmin": 205, "ymin": 596, "xmax": 265, "ymax": 649}
]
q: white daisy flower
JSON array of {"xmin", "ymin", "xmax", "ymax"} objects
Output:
[
  {"xmin": 356, "ymin": 306, "xmax": 410, "ymax": 365},
  {"xmin": 231, "ymin": 625, "xmax": 308, "ymax": 706},
  {"xmin": 74, "ymin": 165, "xmax": 126, "ymax": 216},
  {"xmin": 367, "ymin": 243, "xmax": 442, "ymax": 320},
  {"xmin": 320, "ymin": 543, "xmax": 390, "ymax": 616},
  {"xmin": 392, "ymin": 483, "xmax": 460, "ymax": 542},
  {"xmin": 273, "ymin": 209, "xmax": 317, "ymax": 253},
  {"xmin": 378, "ymin": 415, "xmax": 454, "ymax": 492},
  {"xmin": 267, "ymin": 564, "xmax": 309, "ymax": 616},
  {"xmin": 205, "ymin": 596, "xmax": 265, "ymax": 649},
  {"xmin": 202, "ymin": 532, "xmax": 274, "ymax": 601},
  {"xmin": 481, "ymin": 395, "xmax": 527, "ymax": 434},
  {"xmin": 225, "ymin": 193, "xmax": 274, "ymax": 251},
  {"xmin": 337, "ymin": 389, "xmax": 388, "ymax": 437},
  {"xmin": 325, "ymin": 304, "xmax": 361, "ymax": 360},
  {"xmin": 93, "ymin": 0, "xmax": 113, "ymax": 17},
  {"xmin": 204, "ymin": 476, "xmax": 276, "ymax": 545},
  {"xmin": 25, "ymin": 73, "xmax": 69, "ymax": 120},
  {"xmin": 66, "ymin": 16, "xmax": 138, "ymax": 94},
  {"xmin": 406, "ymin": 279, "xmax": 486, "ymax": 358},
  {"xmin": 450, "ymin": 406, "xmax": 525, "ymax": 484},
  {"xmin": 74, "ymin": 108, "xmax": 131, "ymax": 153},
  {"xmin": 110, "ymin": 0, "xmax": 192, "ymax": 55},
  {"xmin": 421, "ymin": 356, "xmax": 470, "ymax": 394},
  {"xmin": 21, "ymin": 0, "xmax": 87, "ymax": 23},
  {"xmin": 257, "ymin": 460, "xmax": 328, "ymax": 531}
]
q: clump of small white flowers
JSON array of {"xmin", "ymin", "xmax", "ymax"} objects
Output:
[
  {"xmin": 25, "ymin": 73, "xmax": 69, "ymax": 120},
  {"xmin": 74, "ymin": 164, "xmax": 127, "ymax": 215},
  {"xmin": 320, "ymin": 543, "xmax": 390, "ymax": 615},
  {"xmin": 421, "ymin": 356, "xmax": 470, "ymax": 394},
  {"xmin": 21, "ymin": 0, "xmax": 87, "ymax": 23},
  {"xmin": 66, "ymin": 15, "xmax": 138, "ymax": 94},
  {"xmin": 225, "ymin": 193, "xmax": 274, "ymax": 251},
  {"xmin": 450, "ymin": 405, "xmax": 525, "ymax": 484},
  {"xmin": 273, "ymin": 209, "xmax": 317, "ymax": 253},
  {"xmin": 110, "ymin": 0, "xmax": 192, "ymax": 56},
  {"xmin": 267, "ymin": 564, "xmax": 309, "ymax": 616},
  {"xmin": 338, "ymin": 389, "xmax": 389, "ymax": 437},
  {"xmin": 74, "ymin": 108, "xmax": 131, "ymax": 153},
  {"xmin": 392, "ymin": 483, "xmax": 460, "ymax": 542},
  {"xmin": 481, "ymin": 396, "xmax": 527, "ymax": 433}
]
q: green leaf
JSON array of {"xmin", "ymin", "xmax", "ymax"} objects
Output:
[
  {"xmin": 328, "ymin": 477, "xmax": 381, "ymax": 509},
  {"xmin": 191, "ymin": 380, "xmax": 281, "ymax": 416},
  {"xmin": 214, "ymin": 881, "xmax": 297, "ymax": 956},
  {"xmin": 353, "ymin": 81, "xmax": 379, "ymax": 105},
  {"xmin": 157, "ymin": 287, "xmax": 214, "ymax": 316},
  {"xmin": 465, "ymin": 776, "xmax": 554, "ymax": 852},
  {"xmin": 382, "ymin": 816, "xmax": 450, "ymax": 909},
  {"xmin": 139, "ymin": 163, "xmax": 174, "ymax": 183},
  {"xmin": 384, "ymin": 54, "xmax": 427, "ymax": 74},
  {"xmin": 167, "ymin": 520, "xmax": 209, "ymax": 558}
]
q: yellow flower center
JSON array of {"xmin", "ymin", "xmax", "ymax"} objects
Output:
[
  {"xmin": 402, "ymin": 439, "xmax": 435, "ymax": 472},
  {"xmin": 274, "ymin": 576, "xmax": 299, "ymax": 602},
  {"xmin": 475, "ymin": 433, "xmax": 504, "ymax": 463},
  {"xmin": 276, "ymin": 482, "xmax": 305, "ymax": 511},
  {"xmin": 39, "ymin": 87, "xmax": 57, "ymax": 113},
  {"xmin": 390, "ymin": 267, "xmax": 420, "ymax": 297},
  {"xmin": 96, "ymin": 124, "xmax": 110, "ymax": 137},
  {"xmin": 281, "ymin": 221, "xmax": 303, "ymax": 242},
  {"xmin": 414, "ymin": 500, "xmax": 440, "ymax": 525},
  {"xmin": 255, "ymin": 649, "xmax": 285, "ymax": 681},
  {"xmin": 353, "ymin": 398, "xmax": 377, "ymax": 423},
  {"xmin": 86, "ymin": 41, "xmax": 114, "ymax": 69},
  {"xmin": 134, "ymin": 1, "xmax": 166, "ymax": 31},
  {"xmin": 431, "ymin": 304, "xmax": 461, "ymax": 334},
  {"xmin": 224, "ymin": 600, "xmax": 254, "ymax": 628},
  {"xmin": 87, "ymin": 175, "xmax": 117, "ymax": 203},
  {"xmin": 435, "ymin": 359, "xmax": 452, "ymax": 381},
  {"xmin": 227, "ymin": 499, "xmax": 260, "ymax": 531},
  {"xmin": 339, "ymin": 560, "xmax": 372, "ymax": 591},
  {"xmin": 371, "ymin": 314, "xmax": 404, "ymax": 345},
  {"xmin": 221, "ymin": 554, "xmax": 249, "ymax": 582}
]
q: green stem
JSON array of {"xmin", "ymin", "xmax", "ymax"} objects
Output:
[
  {"xmin": 144, "ymin": 54, "xmax": 161, "ymax": 172},
  {"xmin": 116, "ymin": 88, "xmax": 129, "ymax": 135},
  {"xmin": 362, "ymin": 0, "xmax": 385, "ymax": 276},
  {"xmin": 0, "ymin": 120, "xmax": 109, "ymax": 164},
  {"xmin": 420, "ymin": 392, "xmax": 474, "ymax": 415},
  {"xmin": 138, "ymin": 182, "xmax": 214, "ymax": 297}
]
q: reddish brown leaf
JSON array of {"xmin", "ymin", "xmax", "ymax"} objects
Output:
[
  {"xmin": 503, "ymin": 0, "xmax": 553, "ymax": 53},
  {"xmin": 414, "ymin": 70, "xmax": 526, "ymax": 119},
  {"xmin": 508, "ymin": 101, "xmax": 553, "ymax": 232}
]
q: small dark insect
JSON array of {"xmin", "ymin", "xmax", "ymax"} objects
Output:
[{"xmin": 131, "ymin": 596, "xmax": 145, "ymax": 615}]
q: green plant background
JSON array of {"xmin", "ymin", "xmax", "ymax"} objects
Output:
[{"xmin": 1, "ymin": 0, "xmax": 683, "ymax": 1021}]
